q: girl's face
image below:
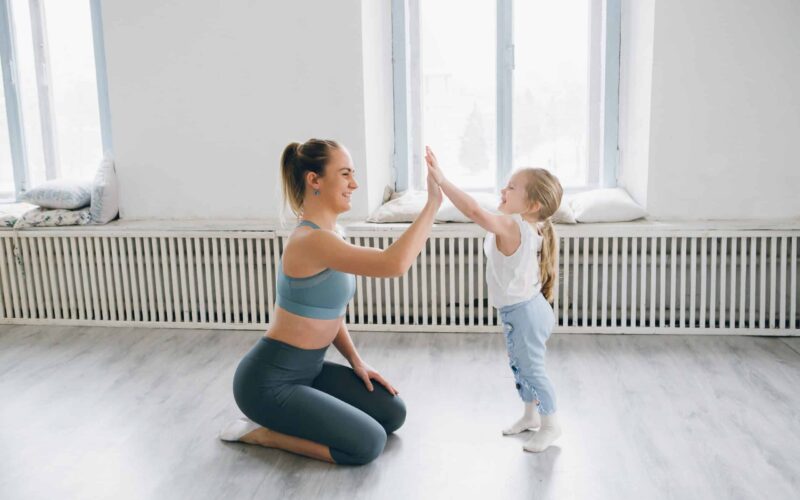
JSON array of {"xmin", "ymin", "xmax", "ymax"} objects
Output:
[
  {"xmin": 315, "ymin": 147, "xmax": 358, "ymax": 214},
  {"xmin": 498, "ymin": 171, "xmax": 535, "ymax": 215}
]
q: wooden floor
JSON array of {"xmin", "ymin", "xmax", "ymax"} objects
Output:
[{"xmin": 1, "ymin": 325, "xmax": 799, "ymax": 500}]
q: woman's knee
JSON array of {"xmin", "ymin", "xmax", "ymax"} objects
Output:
[
  {"xmin": 335, "ymin": 422, "xmax": 387, "ymax": 465},
  {"xmin": 360, "ymin": 425, "xmax": 388, "ymax": 465},
  {"xmin": 380, "ymin": 395, "xmax": 407, "ymax": 434}
]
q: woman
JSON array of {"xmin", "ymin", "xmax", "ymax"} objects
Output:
[{"xmin": 219, "ymin": 139, "xmax": 441, "ymax": 465}]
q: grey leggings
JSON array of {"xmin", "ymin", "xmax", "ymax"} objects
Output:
[{"xmin": 232, "ymin": 337, "xmax": 406, "ymax": 465}]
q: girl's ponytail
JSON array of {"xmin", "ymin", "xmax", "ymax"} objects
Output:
[
  {"xmin": 538, "ymin": 218, "xmax": 558, "ymax": 303},
  {"xmin": 519, "ymin": 167, "xmax": 563, "ymax": 304}
]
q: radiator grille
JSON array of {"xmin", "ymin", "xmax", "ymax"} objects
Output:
[
  {"xmin": 556, "ymin": 235, "xmax": 799, "ymax": 332},
  {"xmin": 0, "ymin": 228, "xmax": 797, "ymax": 334}
]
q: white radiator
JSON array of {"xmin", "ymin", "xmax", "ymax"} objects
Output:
[
  {"xmin": 0, "ymin": 225, "xmax": 797, "ymax": 334},
  {"xmin": 555, "ymin": 233, "xmax": 798, "ymax": 333}
]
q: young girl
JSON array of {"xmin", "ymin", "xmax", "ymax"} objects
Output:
[{"xmin": 425, "ymin": 146, "xmax": 563, "ymax": 453}]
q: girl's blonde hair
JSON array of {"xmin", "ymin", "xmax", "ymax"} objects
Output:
[
  {"xmin": 519, "ymin": 168, "xmax": 563, "ymax": 303},
  {"xmin": 280, "ymin": 139, "xmax": 341, "ymax": 218}
]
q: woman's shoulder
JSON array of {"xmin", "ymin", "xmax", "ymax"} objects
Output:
[
  {"xmin": 285, "ymin": 224, "xmax": 316, "ymax": 247},
  {"xmin": 289, "ymin": 225, "xmax": 351, "ymax": 261}
]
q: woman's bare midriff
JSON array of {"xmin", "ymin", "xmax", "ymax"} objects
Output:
[{"xmin": 264, "ymin": 305, "xmax": 342, "ymax": 349}]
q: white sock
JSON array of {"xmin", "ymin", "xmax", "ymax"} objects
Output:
[
  {"xmin": 218, "ymin": 417, "xmax": 260, "ymax": 442},
  {"xmin": 502, "ymin": 402, "xmax": 541, "ymax": 435},
  {"xmin": 523, "ymin": 413, "xmax": 562, "ymax": 452}
]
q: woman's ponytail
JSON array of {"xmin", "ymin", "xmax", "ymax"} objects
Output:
[
  {"xmin": 279, "ymin": 139, "xmax": 340, "ymax": 218},
  {"xmin": 281, "ymin": 142, "xmax": 304, "ymax": 217}
]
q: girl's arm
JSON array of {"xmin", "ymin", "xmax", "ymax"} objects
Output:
[
  {"xmin": 425, "ymin": 146, "xmax": 517, "ymax": 241},
  {"xmin": 333, "ymin": 319, "xmax": 398, "ymax": 395}
]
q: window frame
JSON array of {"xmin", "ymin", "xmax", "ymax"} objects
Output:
[
  {"xmin": 0, "ymin": 0, "xmax": 112, "ymax": 202},
  {"xmin": 0, "ymin": 0, "xmax": 29, "ymax": 199},
  {"xmin": 392, "ymin": 0, "xmax": 621, "ymax": 193}
]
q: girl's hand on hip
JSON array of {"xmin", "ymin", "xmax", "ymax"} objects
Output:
[{"xmin": 353, "ymin": 361, "xmax": 399, "ymax": 396}]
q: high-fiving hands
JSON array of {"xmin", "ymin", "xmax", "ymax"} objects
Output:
[
  {"xmin": 425, "ymin": 146, "xmax": 446, "ymax": 185},
  {"xmin": 425, "ymin": 146, "xmax": 443, "ymax": 207}
]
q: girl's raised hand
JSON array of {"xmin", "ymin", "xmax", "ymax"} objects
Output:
[{"xmin": 425, "ymin": 146, "xmax": 446, "ymax": 185}]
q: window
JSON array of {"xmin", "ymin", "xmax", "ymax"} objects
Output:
[
  {"xmin": 1, "ymin": 76, "xmax": 15, "ymax": 195},
  {"xmin": 393, "ymin": 0, "xmax": 620, "ymax": 191},
  {"xmin": 0, "ymin": 0, "xmax": 111, "ymax": 201}
]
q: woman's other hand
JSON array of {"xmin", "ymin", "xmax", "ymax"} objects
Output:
[{"xmin": 353, "ymin": 361, "xmax": 399, "ymax": 396}]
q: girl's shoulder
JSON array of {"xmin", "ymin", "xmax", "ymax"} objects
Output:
[
  {"xmin": 486, "ymin": 213, "xmax": 521, "ymax": 238},
  {"xmin": 515, "ymin": 216, "xmax": 545, "ymax": 252},
  {"xmin": 513, "ymin": 213, "xmax": 538, "ymax": 235}
]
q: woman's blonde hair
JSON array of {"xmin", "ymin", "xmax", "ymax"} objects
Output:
[
  {"xmin": 519, "ymin": 168, "xmax": 563, "ymax": 303},
  {"xmin": 280, "ymin": 139, "xmax": 341, "ymax": 218}
]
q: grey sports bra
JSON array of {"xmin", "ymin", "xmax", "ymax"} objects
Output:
[{"xmin": 275, "ymin": 220, "xmax": 356, "ymax": 319}]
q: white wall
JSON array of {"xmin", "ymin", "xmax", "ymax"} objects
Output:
[
  {"xmin": 617, "ymin": 0, "xmax": 655, "ymax": 209},
  {"xmin": 102, "ymin": 0, "xmax": 392, "ymax": 221},
  {"xmin": 104, "ymin": 0, "xmax": 800, "ymax": 223},
  {"xmin": 360, "ymin": 0, "xmax": 395, "ymax": 212},
  {"xmin": 620, "ymin": 0, "xmax": 800, "ymax": 220}
]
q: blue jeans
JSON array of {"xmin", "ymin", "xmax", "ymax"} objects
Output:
[{"xmin": 499, "ymin": 293, "xmax": 557, "ymax": 415}]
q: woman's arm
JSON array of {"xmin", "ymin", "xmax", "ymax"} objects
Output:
[
  {"xmin": 425, "ymin": 147, "xmax": 517, "ymax": 240},
  {"xmin": 304, "ymin": 169, "xmax": 443, "ymax": 278},
  {"xmin": 332, "ymin": 319, "xmax": 363, "ymax": 367},
  {"xmin": 333, "ymin": 320, "xmax": 398, "ymax": 395}
]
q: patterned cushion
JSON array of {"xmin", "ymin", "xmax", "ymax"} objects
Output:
[
  {"xmin": 0, "ymin": 203, "xmax": 38, "ymax": 228},
  {"xmin": 13, "ymin": 207, "xmax": 92, "ymax": 229}
]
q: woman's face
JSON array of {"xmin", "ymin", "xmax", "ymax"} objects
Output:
[{"xmin": 316, "ymin": 147, "xmax": 358, "ymax": 214}]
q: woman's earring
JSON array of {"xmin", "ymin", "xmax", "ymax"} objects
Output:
[{"xmin": 313, "ymin": 189, "xmax": 320, "ymax": 196}]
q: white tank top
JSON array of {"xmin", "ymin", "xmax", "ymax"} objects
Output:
[{"xmin": 483, "ymin": 214, "xmax": 543, "ymax": 308}]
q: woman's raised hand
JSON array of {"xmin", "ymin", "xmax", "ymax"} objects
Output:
[{"xmin": 426, "ymin": 170, "xmax": 443, "ymax": 207}]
